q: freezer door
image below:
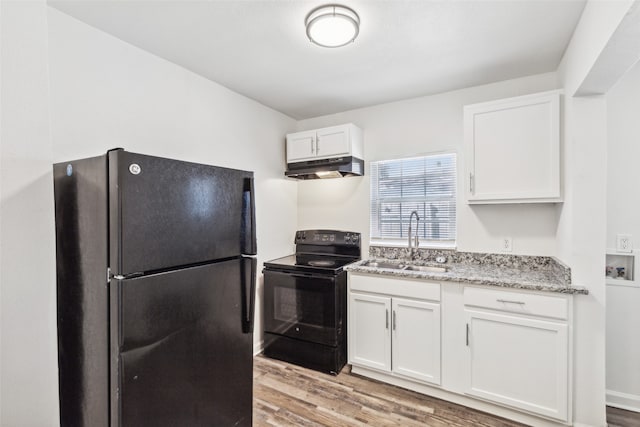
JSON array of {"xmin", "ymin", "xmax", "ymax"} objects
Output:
[
  {"xmin": 109, "ymin": 150, "xmax": 256, "ymax": 276},
  {"xmin": 110, "ymin": 258, "xmax": 255, "ymax": 427}
]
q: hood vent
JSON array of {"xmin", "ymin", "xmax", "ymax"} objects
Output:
[{"xmin": 285, "ymin": 156, "xmax": 364, "ymax": 180}]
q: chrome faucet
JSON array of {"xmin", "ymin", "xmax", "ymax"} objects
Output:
[{"xmin": 408, "ymin": 210, "xmax": 420, "ymax": 252}]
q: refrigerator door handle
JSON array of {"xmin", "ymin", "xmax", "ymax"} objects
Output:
[
  {"xmin": 241, "ymin": 177, "xmax": 257, "ymax": 256},
  {"xmin": 241, "ymin": 256, "xmax": 257, "ymax": 334}
]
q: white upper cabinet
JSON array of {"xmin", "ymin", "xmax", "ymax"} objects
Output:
[
  {"xmin": 286, "ymin": 123, "xmax": 363, "ymax": 163},
  {"xmin": 286, "ymin": 130, "xmax": 316, "ymax": 161},
  {"xmin": 464, "ymin": 90, "xmax": 561, "ymax": 204}
]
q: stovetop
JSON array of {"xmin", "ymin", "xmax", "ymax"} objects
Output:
[
  {"xmin": 264, "ymin": 229, "xmax": 361, "ymax": 275},
  {"xmin": 263, "ymin": 253, "xmax": 359, "ymax": 274}
]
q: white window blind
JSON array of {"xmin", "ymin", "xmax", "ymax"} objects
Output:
[{"xmin": 370, "ymin": 153, "xmax": 456, "ymax": 244}]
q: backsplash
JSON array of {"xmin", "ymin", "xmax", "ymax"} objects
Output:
[{"xmin": 368, "ymin": 246, "xmax": 571, "ymax": 285}]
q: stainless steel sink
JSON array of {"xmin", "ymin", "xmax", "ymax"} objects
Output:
[
  {"xmin": 362, "ymin": 261, "xmax": 405, "ymax": 269},
  {"xmin": 362, "ymin": 260, "xmax": 449, "ymax": 273},
  {"xmin": 403, "ymin": 265, "xmax": 449, "ymax": 273}
]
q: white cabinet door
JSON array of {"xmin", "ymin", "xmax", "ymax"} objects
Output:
[
  {"xmin": 316, "ymin": 125, "xmax": 350, "ymax": 158},
  {"xmin": 349, "ymin": 293, "xmax": 391, "ymax": 372},
  {"xmin": 286, "ymin": 130, "xmax": 316, "ymax": 162},
  {"xmin": 392, "ymin": 298, "xmax": 441, "ymax": 385},
  {"xmin": 465, "ymin": 310, "xmax": 568, "ymax": 421},
  {"xmin": 464, "ymin": 91, "xmax": 561, "ymax": 203}
]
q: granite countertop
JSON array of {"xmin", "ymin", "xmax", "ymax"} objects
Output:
[{"xmin": 346, "ymin": 247, "xmax": 589, "ymax": 295}]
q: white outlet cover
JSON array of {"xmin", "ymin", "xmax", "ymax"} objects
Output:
[
  {"xmin": 616, "ymin": 234, "xmax": 633, "ymax": 253},
  {"xmin": 501, "ymin": 236, "xmax": 513, "ymax": 252}
]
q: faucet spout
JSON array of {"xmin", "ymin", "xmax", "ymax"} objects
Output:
[{"xmin": 408, "ymin": 210, "xmax": 420, "ymax": 253}]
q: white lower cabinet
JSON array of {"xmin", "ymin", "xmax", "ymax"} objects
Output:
[
  {"xmin": 464, "ymin": 310, "xmax": 569, "ymax": 421},
  {"xmin": 348, "ymin": 273, "xmax": 573, "ymax": 425},
  {"xmin": 348, "ymin": 274, "xmax": 441, "ymax": 386},
  {"xmin": 349, "ymin": 293, "xmax": 391, "ymax": 371},
  {"xmin": 392, "ymin": 298, "xmax": 441, "ymax": 384}
]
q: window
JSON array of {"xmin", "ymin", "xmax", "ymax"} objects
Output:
[{"xmin": 370, "ymin": 153, "xmax": 456, "ymax": 246}]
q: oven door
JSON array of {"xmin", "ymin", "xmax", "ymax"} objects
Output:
[{"xmin": 263, "ymin": 269, "xmax": 339, "ymax": 346}]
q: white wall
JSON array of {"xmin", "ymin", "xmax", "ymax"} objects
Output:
[
  {"xmin": 1, "ymin": 6, "xmax": 298, "ymax": 425},
  {"xmin": 296, "ymin": 72, "xmax": 561, "ymax": 256},
  {"xmin": 606, "ymin": 60, "xmax": 640, "ymax": 251},
  {"xmin": 605, "ymin": 58, "xmax": 640, "ymax": 410},
  {"xmin": 555, "ymin": 1, "xmax": 635, "ymax": 425},
  {"xmin": 1, "ymin": 1, "xmax": 60, "ymax": 425}
]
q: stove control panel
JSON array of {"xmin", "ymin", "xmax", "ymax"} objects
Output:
[{"xmin": 295, "ymin": 230, "xmax": 361, "ymax": 247}]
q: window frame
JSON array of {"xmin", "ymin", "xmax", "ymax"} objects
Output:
[{"xmin": 369, "ymin": 151, "xmax": 458, "ymax": 249}]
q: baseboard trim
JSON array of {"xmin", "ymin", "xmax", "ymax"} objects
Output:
[
  {"xmin": 606, "ymin": 389, "xmax": 640, "ymax": 413},
  {"xmin": 253, "ymin": 339, "xmax": 264, "ymax": 357}
]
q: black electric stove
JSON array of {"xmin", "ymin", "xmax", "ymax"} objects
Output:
[{"xmin": 262, "ymin": 229, "xmax": 361, "ymax": 375}]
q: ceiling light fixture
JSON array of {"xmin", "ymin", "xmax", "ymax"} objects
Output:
[{"xmin": 305, "ymin": 4, "xmax": 360, "ymax": 48}]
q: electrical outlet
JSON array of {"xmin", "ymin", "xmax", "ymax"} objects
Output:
[
  {"xmin": 500, "ymin": 237, "xmax": 513, "ymax": 252},
  {"xmin": 616, "ymin": 234, "xmax": 633, "ymax": 253}
]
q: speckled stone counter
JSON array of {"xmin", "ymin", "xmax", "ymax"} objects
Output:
[{"xmin": 346, "ymin": 246, "xmax": 588, "ymax": 295}]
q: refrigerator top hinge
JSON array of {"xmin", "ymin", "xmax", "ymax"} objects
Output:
[{"xmin": 107, "ymin": 267, "xmax": 125, "ymax": 282}]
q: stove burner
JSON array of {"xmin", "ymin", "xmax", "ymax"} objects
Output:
[{"xmin": 308, "ymin": 260, "xmax": 336, "ymax": 267}]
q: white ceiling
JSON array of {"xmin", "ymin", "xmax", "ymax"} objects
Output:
[{"xmin": 48, "ymin": 0, "xmax": 586, "ymax": 120}]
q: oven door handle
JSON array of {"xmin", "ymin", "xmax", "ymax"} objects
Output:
[{"xmin": 264, "ymin": 269, "xmax": 335, "ymax": 280}]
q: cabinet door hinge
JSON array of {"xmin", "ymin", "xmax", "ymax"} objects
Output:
[{"xmin": 107, "ymin": 267, "xmax": 125, "ymax": 282}]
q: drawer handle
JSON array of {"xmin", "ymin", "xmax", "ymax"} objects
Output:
[{"xmin": 497, "ymin": 299, "xmax": 525, "ymax": 305}]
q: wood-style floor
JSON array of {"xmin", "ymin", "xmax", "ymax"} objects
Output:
[
  {"xmin": 254, "ymin": 356, "xmax": 640, "ymax": 426},
  {"xmin": 253, "ymin": 356, "xmax": 526, "ymax": 427},
  {"xmin": 607, "ymin": 406, "xmax": 640, "ymax": 427}
]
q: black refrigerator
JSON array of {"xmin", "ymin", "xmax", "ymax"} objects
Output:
[{"xmin": 53, "ymin": 149, "xmax": 256, "ymax": 427}]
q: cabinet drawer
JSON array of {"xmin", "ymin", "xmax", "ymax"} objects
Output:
[
  {"xmin": 349, "ymin": 273, "xmax": 440, "ymax": 302},
  {"xmin": 463, "ymin": 286, "xmax": 568, "ymax": 320}
]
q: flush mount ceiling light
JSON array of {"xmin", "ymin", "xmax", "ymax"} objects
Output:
[{"xmin": 305, "ymin": 4, "xmax": 360, "ymax": 48}]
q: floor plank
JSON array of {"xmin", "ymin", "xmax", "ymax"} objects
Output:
[
  {"xmin": 607, "ymin": 406, "xmax": 640, "ymax": 427},
  {"xmin": 253, "ymin": 356, "xmax": 527, "ymax": 427}
]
